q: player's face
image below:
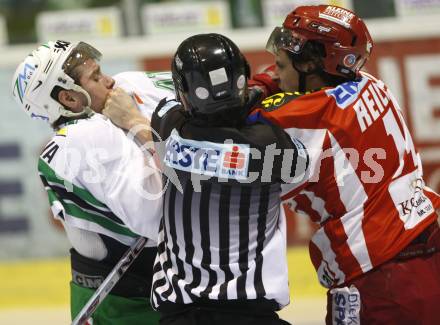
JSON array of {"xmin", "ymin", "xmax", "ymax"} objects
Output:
[
  {"xmin": 76, "ymin": 59, "xmax": 115, "ymax": 113},
  {"xmin": 274, "ymin": 50, "xmax": 299, "ymax": 92}
]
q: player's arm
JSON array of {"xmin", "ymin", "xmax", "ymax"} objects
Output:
[
  {"xmin": 151, "ymin": 99, "xmax": 187, "ymax": 142},
  {"xmin": 248, "ymin": 64, "xmax": 281, "ymax": 98}
]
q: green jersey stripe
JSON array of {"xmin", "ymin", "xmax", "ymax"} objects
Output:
[
  {"xmin": 44, "ymin": 183, "xmax": 124, "ymax": 225},
  {"xmin": 46, "ymin": 189, "xmax": 60, "ymax": 211},
  {"xmin": 46, "ymin": 188, "xmax": 137, "ymax": 238},
  {"xmin": 42, "ymin": 177, "xmax": 112, "ymax": 213},
  {"xmin": 38, "ymin": 158, "xmax": 107, "ymax": 209}
]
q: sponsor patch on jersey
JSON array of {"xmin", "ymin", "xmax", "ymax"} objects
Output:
[
  {"xmin": 164, "ymin": 129, "xmax": 250, "ymax": 180},
  {"xmin": 261, "ymin": 92, "xmax": 301, "ymax": 111},
  {"xmin": 388, "ymin": 170, "xmax": 434, "ymax": 229},
  {"xmin": 326, "ymin": 77, "xmax": 368, "ymax": 109},
  {"xmin": 330, "ymin": 285, "xmax": 361, "ymax": 325}
]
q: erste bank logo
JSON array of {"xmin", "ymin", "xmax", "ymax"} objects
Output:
[
  {"xmin": 223, "ymin": 145, "xmax": 246, "ymax": 169},
  {"xmin": 221, "ymin": 144, "xmax": 249, "ymax": 179},
  {"xmin": 164, "ymin": 130, "xmax": 250, "ymax": 180}
]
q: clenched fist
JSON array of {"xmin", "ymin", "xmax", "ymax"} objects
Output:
[
  {"xmin": 102, "ymin": 87, "xmax": 145, "ymax": 130},
  {"xmin": 103, "ymin": 87, "xmax": 153, "ymax": 145}
]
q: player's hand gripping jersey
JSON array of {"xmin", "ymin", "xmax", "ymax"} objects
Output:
[{"xmin": 250, "ymin": 72, "xmax": 440, "ymax": 288}]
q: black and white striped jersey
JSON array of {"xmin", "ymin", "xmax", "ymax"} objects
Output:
[{"xmin": 150, "ymin": 100, "xmax": 308, "ymax": 311}]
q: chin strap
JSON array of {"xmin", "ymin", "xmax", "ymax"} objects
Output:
[
  {"xmin": 60, "ymin": 106, "xmax": 93, "ymax": 119},
  {"xmin": 298, "ymin": 72, "xmax": 307, "ymax": 93},
  {"xmin": 292, "ymin": 62, "xmax": 326, "ymax": 95},
  {"xmin": 291, "ymin": 59, "xmax": 309, "ymax": 93},
  {"xmin": 59, "ymin": 84, "xmax": 94, "ymax": 119}
]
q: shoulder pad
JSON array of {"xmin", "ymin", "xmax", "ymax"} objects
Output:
[{"xmin": 260, "ymin": 92, "xmax": 303, "ymax": 112}]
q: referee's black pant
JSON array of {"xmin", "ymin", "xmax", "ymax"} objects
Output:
[{"xmin": 159, "ymin": 306, "xmax": 291, "ymax": 325}]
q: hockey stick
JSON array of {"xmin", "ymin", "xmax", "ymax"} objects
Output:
[{"xmin": 71, "ymin": 236, "xmax": 148, "ymax": 325}]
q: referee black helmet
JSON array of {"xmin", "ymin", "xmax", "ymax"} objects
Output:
[{"xmin": 171, "ymin": 33, "xmax": 250, "ymax": 118}]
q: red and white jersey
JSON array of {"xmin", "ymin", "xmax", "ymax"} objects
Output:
[{"xmin": 251, "ymin": 72, "xmax": 440, "ymax": 288}]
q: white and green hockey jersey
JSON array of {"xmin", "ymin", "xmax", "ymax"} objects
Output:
[
  {"xmin": 38, "ymin": 71, "xmax": 174, "ymax": 248},
  {"xmin": 113, "ymin": 71, "xmax": 174, "ymax": 120}
]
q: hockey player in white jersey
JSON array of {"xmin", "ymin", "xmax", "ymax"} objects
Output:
[{"xmin": 11, "ymin": 40, "xmax": 174, "ymax": 324}]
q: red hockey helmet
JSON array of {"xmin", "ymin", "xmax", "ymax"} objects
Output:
[{"xmin": 266, "ymin": 5, "xmax": 373, "ymax": 78}]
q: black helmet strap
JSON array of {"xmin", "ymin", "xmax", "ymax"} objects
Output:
[
  {"xmin": 291, "ymin": 59, "xmax": 310, "ymax": 93},
  {"xmin": 298, "ymin": 71, "xmax": 307, "ymax": 93}
]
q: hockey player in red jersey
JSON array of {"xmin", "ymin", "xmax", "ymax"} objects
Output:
[{"xmin": 249, "ymin": 4, "xmax": 440, "ymax": 324}]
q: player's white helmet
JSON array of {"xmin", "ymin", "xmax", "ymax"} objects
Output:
[{"xmin": 11, "ymin": 40, "xmax": 101, "ymax": 124}]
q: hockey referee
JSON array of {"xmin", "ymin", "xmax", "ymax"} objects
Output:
[{"xmin": 103, "ymin": 34, "xmax": 309, "ymax": 325}]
